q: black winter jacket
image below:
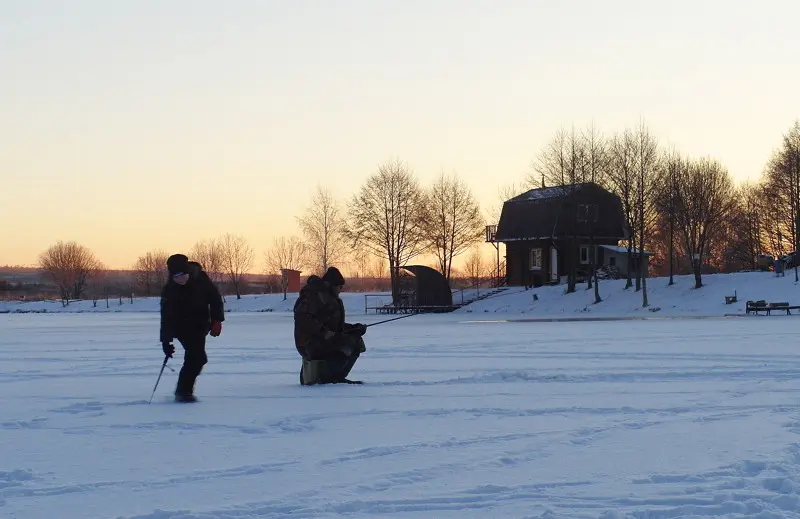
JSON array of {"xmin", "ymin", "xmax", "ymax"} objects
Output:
[
  {"xmin": 159, "ymin": 268, "xmax": 224, "ymax": 343},
  {"xmin": 293, "ymin": 275, "xmax": 349, "ymax": 357}
]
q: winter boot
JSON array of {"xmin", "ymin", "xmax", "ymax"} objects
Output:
[
  {"xmin": 334, "ymin": 378, "xmax": 363, "ymax": 385},
  {"xmin": 175, "ymin": 365, "xmax": 200, "ymax": 401}
]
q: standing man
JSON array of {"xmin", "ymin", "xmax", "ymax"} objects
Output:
[
  {"xmin": 293, "ymin": 266, "xmax": 367, "ymax": 385},
  {"xmin": 160, "ymin": 254, "xmax": 225, "ymax": 402}
]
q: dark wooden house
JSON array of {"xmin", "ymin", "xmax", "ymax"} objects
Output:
[{"xmin": 492, "ymin": 182, "xmax": 628, "ymax": 287}]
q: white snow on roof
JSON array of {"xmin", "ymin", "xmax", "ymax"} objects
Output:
[
  {"xmin": 510, "ymin": 185, "xmax": 574, "ymax": 201},
  {"xmin": 524, "ymin": 186, "xmax": 569, "ymax": 199},
  {"xmin": 600, "ymin": 244, "xmax": 653, "ymax": 255}
]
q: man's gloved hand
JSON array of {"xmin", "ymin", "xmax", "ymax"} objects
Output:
[
  {"xmin": 162, "ymin": 342, "xmax": 175, "ymax": 358},
  {"xmin": 344, "ymin": 323, "xmax": 367, "ymax": 336},
  {"xmin": 210, "ymin": 320, "xmax": 222, "ymax": 337}
]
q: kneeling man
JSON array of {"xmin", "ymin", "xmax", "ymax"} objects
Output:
[{"xmin": 293, "ymin": 267, "xmax": 366, "ymax": 385}]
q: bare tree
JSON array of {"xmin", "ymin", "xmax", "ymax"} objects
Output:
[
  {"xmin": 219, "ymin": 233, "xmax": 254, "ymax": 299},
  {"xmin": 463, "ymin": 245, "xmax": 487, "ymax": 293},
  {"xmin": 580, "ymin": 123, "xmax": 608, "ymax": 302},
  {"xmin": 633, "ymin": 121, "xmax": 659, "ymax": 307},
  {"xmin": 365, "ymin": 255, "xmax": 389, "ymax": 279},
  {"xmin": 88, "ymin": 262, "xmax": 109, "ymax": 308},
  {"xmin": 38, "ymin": 241, "xmax": 100, "ymax": 305},
  {"xmin": 655, "ymin": 148, "xmax": 685, "ymax": 286},
  {"xmin": 350, "ymin": 248, "xmax": 371, "ymax": 279},
  {"xmin": 763, "ymin": 121, "xmax": 800, "ymax": 279},
  {"xmin": 674, "ymin": 157, "xmax": 736, "ymax": 288},
  {"xmin": 424, "ymin": 170, "xmax": 485, "ymax": 282},
  {"xmin": 347, "ymin": 158, "xmax": 428, "ymax": 304},
  {"xmin": 488, "ymin": 182, "xmax": 521, "ymax": 224},
  {"xmin": 530, "ymin": 127, "xmax": 586, "ymax": 188},
  {"xmin": 265, "ymin": 236, "xmax": 306, "ymax": 274},
  {"xmin": 132, "ymin": 249, "xmax": 169, "ymax": 296},
  {"xmin": 735, "ymin": 182, "xmax": 766, "ymax": 271},
  {"xmin": 297, "ymin": 185, "xmax": 349, "ymax": 276},
  {"xmin": 344, "ymin": 247, "xmax": 388, "ymax": 281},
  {"xmin": 761, "ymin": 179, "xmax": 791, "ymax": 258},
  {"xmin": 713, "ymin": 184, "xmax": 765, "ymax": 273},
  {"xmin": 264, "ymin": 235, "xmax": 306, "ymax": 300},
  {"xmin": 190, "ymin": 238, "xmax": 224, "ymax": 286},
  {"xmin": 608, "ymin": 129, "xmax": 638, "ymax": 290}
]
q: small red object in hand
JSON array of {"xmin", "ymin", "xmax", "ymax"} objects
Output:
[{"xmin": 210, "ymin": 321, "xmax": 222, "ymax": 337}]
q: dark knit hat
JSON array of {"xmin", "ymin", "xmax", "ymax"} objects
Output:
[
  {"xmin": 321, "ymin": 266, "xmax": 345, "ymax": 286},
  {"xmin": 166, "ymin": 254, "xmax": 190, "ymax": 276}
]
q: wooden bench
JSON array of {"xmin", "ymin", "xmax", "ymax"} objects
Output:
[
  {"xmin": 746, "ymin": 300, "xmax": 766, "ymax": 314},
  {"xmin": 746, "ymin": 300, "xmax": 800, "ymax": 315}
]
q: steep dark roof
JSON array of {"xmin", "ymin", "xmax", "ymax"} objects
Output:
[{"xmin": 495, "ymin": 182, "xmax": 627, "ymax": 241}]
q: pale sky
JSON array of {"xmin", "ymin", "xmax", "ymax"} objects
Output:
[{"xmin": 2, "ymin": 0, "xmax": 799, "ymax": 271}]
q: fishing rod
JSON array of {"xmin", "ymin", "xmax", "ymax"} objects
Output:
[{"xmin": 366, "ymin": 312, "xmax": 420, "ymax": 327}]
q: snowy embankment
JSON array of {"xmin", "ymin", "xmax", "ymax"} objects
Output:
[
  {"xmin": 457, "ymin": 271, "xmax": 800, "ymax": 318},
  {"xmin": 0, "ymin": 290, "xmax": 387, "ymax": 316},
  {"xmin": 2, "ymin": 270, "xmax": 799, "ymax": 318}
]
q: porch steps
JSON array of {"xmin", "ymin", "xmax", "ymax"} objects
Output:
[{"xmin": 455, "ymin": 287, "xmax": 509, "ymax": 308}]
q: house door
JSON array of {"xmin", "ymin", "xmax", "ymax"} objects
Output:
[{"xmin": 550, "ymin": 247, "xmax": 558, "ymax": 282}]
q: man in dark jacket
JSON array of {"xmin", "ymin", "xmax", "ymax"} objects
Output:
[
  {"xmin": 160, "ymin": 254, "xmax": 225, "ymax": 402},
  {"xmin": 293, "ymin": 266, "xmax": 367, "ymax": 385}
]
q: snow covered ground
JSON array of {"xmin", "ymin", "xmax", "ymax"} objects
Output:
[
  {"xmin": 0, "ymin": 290, "xmax": 385, "ymax": 316},
  {"xmin": 4, "ymin": 309, "xmax": 800, "ymax": 518},
  {"xmin": 459, "ymin": 271, "xmax": 800, "ymax": 318}
]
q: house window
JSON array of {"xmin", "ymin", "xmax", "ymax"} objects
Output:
[
  {"xmin": 577, "ymin": 204, "xmax": 599, "ymax": 222},
  {"xmin": 530, "ymin": 248, "xmax": 543, "ymax": 270},
  {"xmin": 579, "ymin": 245, "xmax": 595, "ymax": 265}
]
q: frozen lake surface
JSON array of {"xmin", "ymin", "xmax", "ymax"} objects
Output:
[{"xmin": 3, "ymin": 312, "xmax": 800, "ymax": 518}]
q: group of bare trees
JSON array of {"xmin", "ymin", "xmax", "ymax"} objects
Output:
[
  {"xmin": 132, "ymin": 234, "xmax": 254, "ymax": 300},
  {"xmin": 650, "ymin": 123, "xmax": 800, "ymax": 290},
  {"xmin": 656, "ymin": 154, "xmax": 736, "ymax": 289},
  {"xmin": 265, "ymin": 159, "xmax": 486, "ymax": 302},
  {"xmin": 518, "ymin": 120, "xmax": 742, "ymax": 308},
  {"xmin": 37, "ymin": 233, "xmax": 257, "ymax": 305},
  {"xmin": 736, "ymin": 121, "xmax": 800, "ymax": 279},
  {"xmin": 132, "ymin": 250, "xmax": 168, "ymax": 296},
  {"xmin": 515, "ymin": 119, "xmax": 800, "ymax": 308}
]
